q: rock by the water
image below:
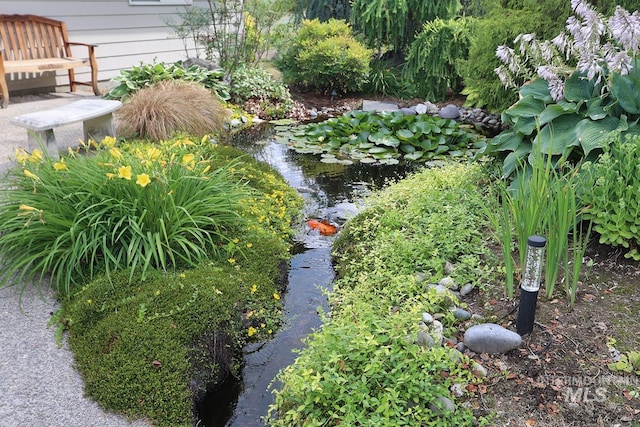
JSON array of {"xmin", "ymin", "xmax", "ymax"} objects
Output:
[
  {"xmin": 400, "ymin": 107, "xmax": 417, "ymax": 116},
  {"xmin": 415, "ymin": 103, "xmax": 428, "ymax": 114},
  {"xmin": 463, "ymin": 323, "xmax": 522, "ymax": 354},
  {"xmin": 472, "ymin": 362, "xmax": 488, "ymax": 377},
  {"xmin": 423, "ymin": 101, "xmax": 440, "ymax": 115},
  {"xmin": 438, "ymin": 104, "xmax": 460, "ymax": 119},
  {"xmin": 431, "ymin": 320, "xmax": 444, "ymax": 344},
  {"xmin": 444, "ymin": 261, "xmax": 455, "ymax": 275},
  {"xmin": 428, "ymin": 396, "xmax": 455, "ymax": 415}
]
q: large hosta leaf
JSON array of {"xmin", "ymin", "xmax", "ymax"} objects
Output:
[
  {"xmin": 505, "ymin": 95, "xmax": 546, "ymax": 118},
  {"xmin": 518, "ymin": 78, "xmax": 552, "ymax": 102},
  {"xmin": 539, "ymin": 101, "xmax": 579, "ymax": 125},
  {"xmin": 612, "ymin": 73, "xmax": 640, "ymax": 114},
  {"xmin": 564, "ymin": 71, "xmax": 596, "ymax": 102},
  {"xmin": 575, "ymin": 116, "xmax": 621, "ymax": 156},
  {"xmin": 534, "ymin": 114, "xmax": 583, "ymax": 155}
]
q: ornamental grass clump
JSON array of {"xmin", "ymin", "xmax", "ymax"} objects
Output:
[
  {"xmin": 116, "ymin": 80, "xmax": 228, "ymax": 141},
  {"xmin": 0, "ymin": 136, "xmax": 247, "ymax": 295}
]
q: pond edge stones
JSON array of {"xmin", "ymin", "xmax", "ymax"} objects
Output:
[{"xmin": 463, "ymin": 323, "xmax": 522, "ymax": 354}]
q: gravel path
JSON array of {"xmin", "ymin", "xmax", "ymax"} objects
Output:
[{"xmin": 0, "ymin": 93, "xmax": 152, "ymax": 427}]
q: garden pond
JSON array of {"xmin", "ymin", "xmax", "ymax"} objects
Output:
[{"xmin": 197, "ymin": 125, "xmax": 419, "ymax": 426}]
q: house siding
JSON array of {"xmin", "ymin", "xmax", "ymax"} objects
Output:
[{"xmin": 0, "ymin": 0, "xmax": 209, "ymax": 95}]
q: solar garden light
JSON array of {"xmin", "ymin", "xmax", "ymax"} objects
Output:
[{"xmin": 516, "ymin": 236, "xmax": 546, "ymax": 336}]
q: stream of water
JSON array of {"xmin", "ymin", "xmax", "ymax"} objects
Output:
[{"xmin": 199, "ymin": 136, "xmax": 415, "ymax": 426}]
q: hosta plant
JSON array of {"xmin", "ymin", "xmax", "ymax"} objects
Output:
[
  {"xmin": 485, "ymin": 0, "xmax": 640, "ymax": 177},
  {"xmin": 275, "ymin": 110, "xmax": 486, "ymax": 165}
]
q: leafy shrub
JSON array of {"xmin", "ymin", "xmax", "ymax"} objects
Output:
[
  {"xmin": 349, "ymin": 0, "xmax": 460, "ymax": 57},
  {"xmin": 275, "ymin": 110, "xmax": 487, "ymax": 164},
  {"xmin": 269, "ymin": 163, "xmax": 492, "ymax": 426},
  {"xmin": 2, "ymin": 137, "xmax": 247, "ymax": 295},
  {"xmin": 363, "ymin": 59, "xmax": 404, "ymax": 98},
  {"xmin": 461, "ymin": 11, "xmax": 541, "ymax": 111},
  {"xmin": 404, "ymin": 17, "xmax": 473, "ymax": 101},
  {"xmin": 579, "ymin": 133, "xmax": 640, "ymax": 260},
  {"xmin": 104, "ymin": 61, "xmax": 229, "ymax": 101},
  {"xmin": 276, "ymin": 19, "xmax": 373, "ymax": 94},
  {"xmin": 229, "ymin": 65, "xmax": 295, "ymax": 119},
  {"xmin": 116, "ymin": 80, "xmax": 228, "ymax": 141}
]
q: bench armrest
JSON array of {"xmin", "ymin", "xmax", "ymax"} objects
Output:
[{"xmin": 66, "ymin": 41, "xmax": 99, "ymax": 48}]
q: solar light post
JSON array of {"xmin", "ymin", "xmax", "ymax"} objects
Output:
[{"xmin": 516, "ymin": 236, "xmax": 546, "ymax": 336}]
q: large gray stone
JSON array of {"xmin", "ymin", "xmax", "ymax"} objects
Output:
[
  {"xmin": 361, "ymin": 100, "xmax": 399, "ymax": 112},
  {"xmin": 463, "ymin": 323, "xmax": 522, "ymax": 354},
  {"xmin": 428, "ymin": 396, "xmax": 455, "ymax": 415},
  {"xmin": 438, "ymin": 104, "xmax": 460, "ymax": 119}
]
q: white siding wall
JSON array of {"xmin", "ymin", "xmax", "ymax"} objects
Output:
[{"xmin": 0, "ymin": 0, "xmax": 209, "ymax": 94}]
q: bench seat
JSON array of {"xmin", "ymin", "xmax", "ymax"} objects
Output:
[{"xmin": 11, "ymin": 98, "xmax": 122, "ymax": 157}]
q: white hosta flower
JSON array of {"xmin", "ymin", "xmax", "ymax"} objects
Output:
[{"xmin": 608, "ymin": 6, "xmax": 640, "ymax": 55}]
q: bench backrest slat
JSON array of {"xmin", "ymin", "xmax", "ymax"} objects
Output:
[{"xmin": 0, "ymin": 15, "xmax": 68, "ymax": 62}]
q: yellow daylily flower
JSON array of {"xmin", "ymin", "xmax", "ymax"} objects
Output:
[
  {"xmin": 136, "ymin": 173, "xmax": 151, "ymax": 188},
  {"xmin": 53, "ymin": 159, "xmax": 68, "ymax": 171},
  {"xmin": 101, "ymin": 136, "xmax": 117, "ymax": 148},
  {"xmin": 147, "ymin": 147, "xmax": 162, "ymax": 161},
  {"xmin": 247, "ymin": 326, "xmax": 257, "ymax": 337},
  {"xmin": 181, "ymin": 153, "xmax": 195, "ymax": 166},
  {"xmin": 23, "ymin": 169, "xmax": 39, "ymax": 180},
  {"xmin": 109, "ymin": 147, "xmax": 123, "ymax": 159},
  {"xmin": 28, "ymin": 149, "xmax": 43, "ymax": 163},
  {"xmin": 273, "ymin": 293, "xmax": 280, "ymax": 301},
  {"xmin": 18, "ymin": 204, "xmax": 38, "ymax": 212},
  {"xmin": 117, "ymin": 166, "xmax": 132, "ymax": 180},
  {"xmin": 14, "ymin": 148, "xmax": 28, "ymax": 164}
]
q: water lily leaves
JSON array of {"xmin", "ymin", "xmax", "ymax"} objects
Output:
[
  {"xmin": 368, "ymin": 132, "xmax": 400, "ymax": 147},
  {"xmin": 272, "ymin": 110, "xmax": 485, "ymax": 165}
]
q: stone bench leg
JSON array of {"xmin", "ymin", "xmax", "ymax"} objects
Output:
[
  {"xmin": 83, "ymin": 113, "xmax": 115, "ymax": 143},
  {"xmin": 27, "ymin": 129, "xmax": 59, "ymax": 159}
]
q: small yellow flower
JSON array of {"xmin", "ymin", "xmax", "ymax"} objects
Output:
[
  {"xmin": 106, "ymin": 172, "xmax": 116, "ymax": 179},
  {"xmin": 246, "ymin": 243, "xmax": 253, "ymax": 248},
  {"xmin": 117, "ymin": 165, "xmax": 132, "ymax": 180},
  {"xmin": 232, "ymin": 238, "xmax": 239, "ymax": 244},
  {"xmin": 87, "ymin": 299, "xmax": 93, "ymax": 305},
  {"xmin": 53, "ymin": 159, "xmax": 68, "ymax": 171},
  {"xmin": 101, "ymin": 136, "xmax": 117, "ymax": 148},
  {"xmin": 28, "ymin": 149, "xmax": 43, "ymax": 163},
  {"xmin": 247, "ymin": 326, "xmax": 257, "ymax": 337},
  {"xmin": 273, "ymin": 293, "xmax": 280, "ymax": 301},
  {"xmin": 181, "ymin": 153, "xmax": 195, "ymax": 166},
  {"xmin": 250, "ymin": 284, "xmax": 257, "ymax": 294},
  {"xmin": 23, "ymin": 169, "xmax": 39, "ymax": 180},
  {"xmin": 147, "ymin": 147, "xmax": 162, "ymax": 161},
  {"xmin": 155, "ymin": 290, "xmax": 161, "ymax": 296},
  {"xmin": 14, "ymin": 148, "xmax": 28, "ymax": 164},
  {"xmin": 179, "ymin": 273, "xmax": 186, "ymax": 278},
  {"xmin": 18, "ymin": 204, "xmax": 38, "ymax": 212},
  {"xmin": 109, "ymin": 147, "xmax": 123, "ymax": 159},
  {"xmin": 136, "ymin": 173, "xmax": 151, "ymax": 188},
  {"xmin": 228, "ymin": 258, "xmax": 236, "ymax": 264}
]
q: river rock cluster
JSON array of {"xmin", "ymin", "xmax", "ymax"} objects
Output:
[{"xmin": 412, "ymin": 272, "xmax": 523, "ymax": 415}]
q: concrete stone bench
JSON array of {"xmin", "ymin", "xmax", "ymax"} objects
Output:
[{"xmin": 11, "ymin": 99, "xmax": 122, "ymax": 157}]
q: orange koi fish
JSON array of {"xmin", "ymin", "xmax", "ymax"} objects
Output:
[{"xmin": 307, "ymin": 219, "xmax": 338, "ymax": 236}]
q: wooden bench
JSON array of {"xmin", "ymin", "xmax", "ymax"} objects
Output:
[
  {"xmin": 11, "ymin": 99, "xmax": 122, "ymax": 158},
  {"xmin": 0, "ymin": 14, "xmax": 100, "ymax": 108}
]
